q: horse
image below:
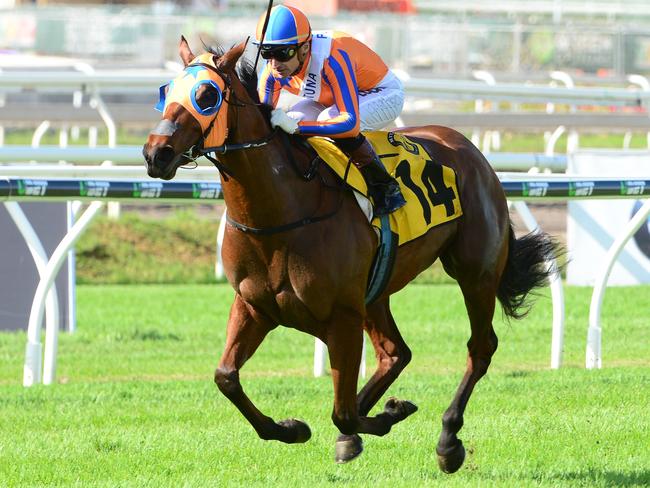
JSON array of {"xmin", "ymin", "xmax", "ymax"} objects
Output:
[{"xmin": 143, "ymin": 37, "xmax": 561, "ymax": 472}]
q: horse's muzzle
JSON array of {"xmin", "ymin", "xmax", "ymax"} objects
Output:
[{"xmin": 142, "ymin": 144, "xmax": 177, "ymax": 180}]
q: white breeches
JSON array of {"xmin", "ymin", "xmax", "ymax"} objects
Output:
[{"xmin": 286, "ymin": 70, "xmax": 405, "ymax": 131}]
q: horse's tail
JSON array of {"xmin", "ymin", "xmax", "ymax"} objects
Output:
[{"xmin": 497, "ymin": 224, "xmax": 564, "ymax": 320}]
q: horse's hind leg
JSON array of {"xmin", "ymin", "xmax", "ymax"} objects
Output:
[
  {"xmin": 329, "ymin": 300, "xmax": 417, "ymax": 463},
  {"xmin": 325, "ymin": 309, "xmax": 366, "ymax": 463},
  {"xmin": 436, "ymin": 278, "xmax": 499, "ymax": 474},
  {"xmin": 357, "ymin": 299, "xmax": 417, "ymax": 424}
]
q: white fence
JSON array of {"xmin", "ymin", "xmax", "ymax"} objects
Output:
[
  {"xmin": 0, "ymin": 146, "xmax": 568, "ymax": 173},
  {"xmin": 1, "ymin": 170, "xmax": 648, "ymax": 386},
  {"xmin": 3, "ymin": 69, "xmax": 649, "ymax": 105},
  {"xmin": 3, "ymin": 69, "xmax": 650, "ymax": 160}
]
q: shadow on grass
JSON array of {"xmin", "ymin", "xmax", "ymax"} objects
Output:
[
  {"xmin": 111, "ymin": 329, "xmax": 182, "ymax": 342},
  {"xmin": 541, "ymin": 469, "xmax": 650, "ymax": 487},
  {"xmin": 474, "ymin": 468, "xmax": 650, "ymax": 487}
]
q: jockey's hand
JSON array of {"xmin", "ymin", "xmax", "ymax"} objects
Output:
[{"xmin": 270, "ymin": 109, "xmax": 299, "ymax": 134}]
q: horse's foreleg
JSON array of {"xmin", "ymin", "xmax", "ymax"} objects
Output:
[
  {"xmin": 215, "ymin": 295, "xmax": 311, "ymax": 444},
  {"xmin": 436, "ymin": 284, "xmax": 498, "ymax": 474}
]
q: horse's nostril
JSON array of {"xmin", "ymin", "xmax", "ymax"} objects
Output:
[
  {"xmin": 142, "ymin": 145, "xmax": 151, "ymax": 164},
  {"xmin": 155, "ymin": 146, "xmax": 176, "ymax": 165}
]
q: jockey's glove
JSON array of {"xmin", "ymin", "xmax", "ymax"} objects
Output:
[{"xmin": 270, "ymin": 109, "xmax": 299, "ymax": 134}]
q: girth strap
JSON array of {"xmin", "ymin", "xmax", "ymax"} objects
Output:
[
  {"xmin": 365, "ymin": 214, "xmax": 398, "ymax": 305},
  {"xmin": 225, "ymin": 207, "xmax": 339, "ymax": 235}
]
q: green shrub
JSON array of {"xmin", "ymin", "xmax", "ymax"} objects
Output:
[
  {"xmin": 75, "ymin": 208, "xmax": 453, "ymax": 285},
  {"xmin": 76, "ymin": 209, "xmax": 221, "ymax": 284}
]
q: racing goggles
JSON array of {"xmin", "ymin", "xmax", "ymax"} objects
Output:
[{"xmin": 260, "ymin": 42, "xmax": 305, "ymax": 62}]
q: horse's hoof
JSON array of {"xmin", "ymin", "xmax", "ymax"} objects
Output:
[
  {"xmin": 278, "ymin": 418, "xmax": 311, "ymax": 443},
  {"xmin": 436, "ymin": 441, "xmax": 466, "ymax": 474},
  {"xmin": 335, "ymin": 434, "xmax": 363, "ymax": 464},
  {"xmin": 384, "ymin": 397, "xmax": 418, "ymax": 422}
]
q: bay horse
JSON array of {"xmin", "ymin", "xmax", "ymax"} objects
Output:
[{"xmin": 143, "ymin": 38, "xmax": 561, "ymax": 472}]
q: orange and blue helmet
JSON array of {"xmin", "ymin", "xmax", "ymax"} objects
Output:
[{"xmin": 255, "ymin": 5, "xmax": 311, "ymax": 47}]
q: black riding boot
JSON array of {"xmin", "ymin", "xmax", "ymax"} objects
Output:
[{"xmin": 344, "ymin": 136, "xmax": 406, "ymax": 216}]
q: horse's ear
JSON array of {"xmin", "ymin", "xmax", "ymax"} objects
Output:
[
  {"xmin": 217, "ymin": 38, "xmax": 249, "ymax": 72},
  {"xmin": 179, "ymin": 36, "xmax": 195, "ymax": 67}
]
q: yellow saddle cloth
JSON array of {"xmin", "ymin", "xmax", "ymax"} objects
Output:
[{"xmin": 307, "ymin": 131, "xmax": 463, "ymax": 246}]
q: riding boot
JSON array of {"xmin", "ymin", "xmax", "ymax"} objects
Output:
[{"xmin": 347, "ymin": 137, "xmax": 406, "ymax": 216}]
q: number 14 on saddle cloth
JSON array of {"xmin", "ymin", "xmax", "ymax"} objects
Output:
[{"xmin": 307, "ymin": 131, "xmax": 463, "ymax": 246}]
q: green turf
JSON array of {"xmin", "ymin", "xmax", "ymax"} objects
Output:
[{"xmin": 0, "ymin": 284, "xmax": 648, "ymax": 486}]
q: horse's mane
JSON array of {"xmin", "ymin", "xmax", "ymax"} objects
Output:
[{"xmin": 205, "ymin": 44, "xmax": 273, "ymax": 121}]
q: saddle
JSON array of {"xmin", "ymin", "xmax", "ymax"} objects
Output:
[
  {"xmin": 305, "ymin": 131, "xmax": 464, "ymax": 304},
  {"xmin": 307, "ymin": 131, "xmax": 463, "ymax": 245}
]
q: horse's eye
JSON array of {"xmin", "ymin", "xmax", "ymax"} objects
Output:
[{"xmin": 196, "ymin": 84, "xmax": 220, "ymax": 111}]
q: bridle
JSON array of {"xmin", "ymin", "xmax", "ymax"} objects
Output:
[
  {"xmin": 174, "ymin": 60, "xmax": 344, "ymax": 236},
  {"xmin": 171, "ymin": 61, "xmax": 278, "ymax": 176}
]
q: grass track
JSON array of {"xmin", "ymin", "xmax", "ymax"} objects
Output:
[{"xmin": 0, "ymin": 284, "xmax": 648, "ymax": 486}]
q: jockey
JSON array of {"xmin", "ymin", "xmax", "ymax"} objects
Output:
[{"xmin": 255, "ymin": 5, "xmax": 406, "ymax": 216}]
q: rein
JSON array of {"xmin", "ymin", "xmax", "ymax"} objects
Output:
[
  {"xmin": 180, "ymin": 63, "xmax": 342, "ymax": 235},
  {"xmin": 202, "ymin": 128, "xmax": 279, "ymax": 155},
  {"xmin": 199, "ymin": 128, "xmax": 279, "ymax": 178}
]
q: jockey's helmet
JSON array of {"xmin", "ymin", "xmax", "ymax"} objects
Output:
[{"xmin": 255, "ymin": 5, "xmax": 312, "ymax": 47}]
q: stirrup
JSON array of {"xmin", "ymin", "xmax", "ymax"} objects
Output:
[{"xmin": 373, "ymin": 185, "xmax": 407, "ymax": 216}]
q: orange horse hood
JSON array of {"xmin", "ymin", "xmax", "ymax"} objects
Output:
[{"xmin": 156, "ymin": 53, "xmax": 229, "ymax": 147}]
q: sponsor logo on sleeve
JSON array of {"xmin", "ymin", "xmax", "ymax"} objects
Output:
[{"xmin": 303, "ymin": 73, "xmax": 318, "ymax": 98}]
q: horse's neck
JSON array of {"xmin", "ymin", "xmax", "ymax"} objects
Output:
[{"xmin": 220, "ymin": 120, "xmax": 316, "ymax": 231}]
